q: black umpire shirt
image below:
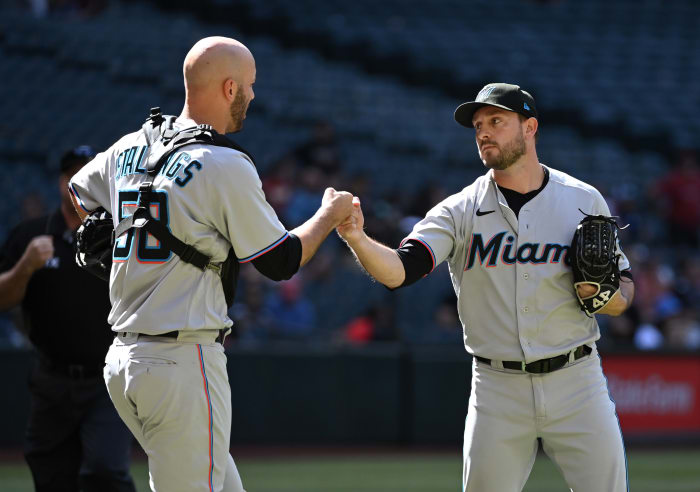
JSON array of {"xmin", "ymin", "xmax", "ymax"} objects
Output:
[{"xmin": 0, "ymin": 210, "xmax": 113, "ymax": 368}]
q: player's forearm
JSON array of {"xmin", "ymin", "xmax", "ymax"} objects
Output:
[
  {"xmin": 598, "ymin": 279, "xmax": 635, "ymax": 316},
  {"xmin": 0, "ymin": 261, "xmax": 34, "ymax": 310},
  {"xmin": 291, "ymin": 209, "xmax": 338, "ymax": 267},
  {"xmin": 343, "ymin": 233, "xmax": 405, "ymax": 289}
]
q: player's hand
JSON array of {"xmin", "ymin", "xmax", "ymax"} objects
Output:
[
  {"xmin": 576, "ymin": 283, "xmax": 598, "ymax": 299},
  {"xmin": 336, "ymin": 197, "xmax": 365, "ymax": 244},
  {"xmin": 577, "ymin": 283, "xmax": 629, "ymax": 316},
  {"xmin": 21, "ymin": 235, "xmax": 54, "ymax": 273},
  {"xmin": 321, "ymin": 187, "xmax": 355, "ymax": 226}
]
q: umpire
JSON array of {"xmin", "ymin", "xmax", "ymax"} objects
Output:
[{"xmin": 0, "ymin": 148, "xmax": 136, "ymax": 491}]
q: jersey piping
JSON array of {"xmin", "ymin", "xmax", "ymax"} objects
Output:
[
  {"xmin": 239, "ymin": 231, "xmax": 290, "ymax": 263},
  {"xmin": 68, "ymin": 184, "xmax": 91, "ymax": 212},
  {"xmin": 400, "ymin": 237, "xmax": 436, "ymax": 272}
]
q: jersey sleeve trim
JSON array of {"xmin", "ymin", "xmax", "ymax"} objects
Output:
[
  {"xmin": 239, "ymin": 232, "xmax": 290, "ymax": 263},
  {"xmin": 401, "ymin": 237, "xmax": 436, "ymax": 272},
  {"xmin": 68, "ymin": 183, "xmax": 91, "ymax": 212}
]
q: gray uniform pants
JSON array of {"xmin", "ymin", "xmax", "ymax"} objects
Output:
[
  {"xmin": 104, "ymin": 333, "xmax": 245, "ymax": 492},
  {"xmin": 463, "ymin": 348, "xmax": 627, "ymax": 492}
]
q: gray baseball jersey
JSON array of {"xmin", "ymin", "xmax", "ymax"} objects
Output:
[
  {"xmin": 69, "ymin": 117, "xmax": 288, "ymax": 335},
  {"xmin": 403, "ymin": 165, "xmax": 629, "ymax": 363}
]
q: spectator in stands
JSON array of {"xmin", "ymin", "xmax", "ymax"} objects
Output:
[
  {"xmin": 664, "ymin": 308, "xmax": 700, "ymax": 350},
  {"xmin": 229, "ymin": 267, "xmax": 275, "ymax": 344},
  {"xmin": 405, "ymin": 182, "xmax": 449, "ymax": 220},
  {"xmin": 295, "ymin": 120, "xmax": 342, "ymax": 177},
  {"xmin": 598, "ymin": 310, "xmax": 638, "ymax": 351},
  {"xmin": 675, "ymin": 256, "xmax": 700, "ymax": 311},
  {"xmin": 633, "ymin": 319, "xmax": 664, "ymax": 351},
  {"xmin": 362, "ymin": 193, "xmax": 404, "ymax": 248},
  {"xmin": 631, "ymin": 258, "xmax": 668, "ymax": 319},
  {"xmin": 341, "ymin": 303, "xmax": 397, "ymax": 344},
  {"xmin": 422, "ymin": 296, "xmax": 462, "ymax": 344},
  {"xmin": 343, "ymin": 306, "xmax": 378, "ymax": 344},
  {"xmin": 262, "ymin": 154, "xmax": 300, "ymax": 217},
  {"xmin": 0, "ymin": 147, "xmax": 135, "ymax": 491},
  {"xmin": 652, "ymin": 149, "xmax": 700, "ymax": 248},
  {"xmin": 399, "ymin": 182, "xmax": 449, "ymax": 241},
  {"xmin": 265, "ymin": 276, "xmax": 316, "ymax": 340},
  {"xmin": 284, "ymin": 166, "xmax": 327, "ymax": 227}
]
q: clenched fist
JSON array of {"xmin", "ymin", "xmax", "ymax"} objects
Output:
[
  {"xmin": 336, "ymin": 196, "xmax": 364, "ymax": 245},
  {"xmin": 321, "ymin": 187, "xmax": 355, "ymax": 227},
  {"xmin": 22, "ymin": 235, "xmax": 54, "ymax": 273}
]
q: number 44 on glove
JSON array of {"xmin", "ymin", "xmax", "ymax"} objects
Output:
[{"xmin": 570, "ymin": 211, "xmax": 628, "ymax": 317}]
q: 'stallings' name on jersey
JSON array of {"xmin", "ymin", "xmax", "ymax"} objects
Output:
[
  {"xmin": 465, "ymin": 231, "xmax": 570, "ymax": 271},
  {"xmin": 114, "ymin": 146, "xmax": 202, "ymax": 188}
]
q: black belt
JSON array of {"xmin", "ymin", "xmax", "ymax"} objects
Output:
[
  {"xmin": 40, "ymin": 360, "xmax": 103, "ymax": 380},
  {"xmin": 475, "ymin": 344, "xmax": 592, "ymax": 374},
  {"xmin": 120, "ymin": 329, "xmax": 227, "ymax": 344}
]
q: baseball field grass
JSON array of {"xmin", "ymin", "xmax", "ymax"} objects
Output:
[{"xmin": 0, "ymin": 449, "xmax": 698, "ymax": 491}]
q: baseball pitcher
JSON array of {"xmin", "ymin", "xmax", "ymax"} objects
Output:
[{"xmin": 338, "ymin": 83, "xmax": 634, "ymax": 492}]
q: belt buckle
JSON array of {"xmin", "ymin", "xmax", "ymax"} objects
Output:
[
  {"xmin": 523, "ymin": 359, "xmax": 548, "ymax": 374},
  {"xmin": 521, "ymin": 361, "xmax": 527, "ymax": 372}
]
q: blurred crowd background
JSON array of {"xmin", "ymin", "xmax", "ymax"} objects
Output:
[{"xmin": 1, "ymin": 0, "xmax": 698, "ymax": 353}]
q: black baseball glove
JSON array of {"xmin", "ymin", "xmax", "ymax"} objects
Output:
[
  {"xmin": 570, "ymin": 211, "xmax": 627, "ymax": 316},
  {"xmin": 75, "ymin": 208, "xmax": 114, "ymax": 282}
]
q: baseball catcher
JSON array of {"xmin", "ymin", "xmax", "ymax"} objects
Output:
[
  {"xmin": 570, "ymin": 211, "xmax": 628, "ymax": 316},
  {"xmin": 74, "ymin": 109, "xmax": 244, "ymax": 306}
]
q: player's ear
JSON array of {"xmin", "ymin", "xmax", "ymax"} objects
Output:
[
  {"xmin": 526, "ymin": 117, "xmax": 538, "ymax": 139},
  {"xmin": 224, "ymin": 79, "xmax": 238, "ymax": 101}
]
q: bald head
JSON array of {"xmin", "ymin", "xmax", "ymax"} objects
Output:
[
  {"xmin": 184, "ymin": 37, "xmax": 254, "ymax": 91},
  {"xmin": 181, "ymin": 36, "xmax": 256, "ymax": 133}
]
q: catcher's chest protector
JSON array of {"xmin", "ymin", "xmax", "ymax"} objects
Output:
[{"xmin": 80, "ymin": 108, "xmax": 254, "ymax": 307}]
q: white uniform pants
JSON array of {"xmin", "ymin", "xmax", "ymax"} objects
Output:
[
  {"xmin": 463, "ymin": 349, "xmax": 627, "ymax": 492},
  {"xmin": 104, "ymin": 333, "xmax": 245, "ymax": 492}
]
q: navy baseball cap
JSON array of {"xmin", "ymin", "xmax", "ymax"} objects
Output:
[
  {"xmin": 59, "ymin": 145, "xmax": 96, "ymax": 173},
  {"xmin": 454, "ymin": 83, "xmax": 538, "ymax": 128}
]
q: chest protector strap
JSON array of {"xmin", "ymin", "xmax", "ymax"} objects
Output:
[{"xmin": 113, "ymin": 108, "xmax": 253, "ymax": 304}]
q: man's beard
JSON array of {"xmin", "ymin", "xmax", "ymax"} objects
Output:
[
  {"xmin": 481, "ymin": 130, "xmax": 526, "ymax": 171},
  {"xmin": 229, "ymin": 87, "xmax": 248, "ymax": 133}
]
